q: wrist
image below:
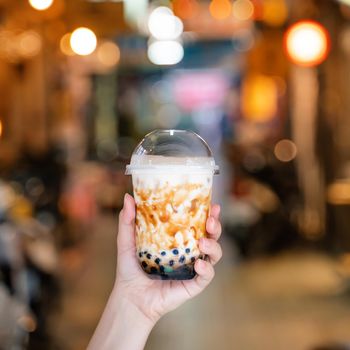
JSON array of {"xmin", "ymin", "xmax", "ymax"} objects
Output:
[
  {"xmin": 111, "ymin": 283, "xmax": 158, "ymax": 329},
  {"xmin": 88, "ymin": 284, "xmax": 155, "ymax": 350}
]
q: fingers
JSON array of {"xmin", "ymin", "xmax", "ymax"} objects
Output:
[
  {"xmin": 181, "ymin": 259, "xmax": 215, "ymax": 298},
  {"xmin": 117, "ymin": 193, "xmax": 136, "ymax": 256},
  {"xmin": 199, "ymin": 238, "xmax": 222, "ymax": 266},
  {"xmin": 210, "ymin": 204, "xmax": 220, "ymax": 221},
  {"xmin": 206, "ymin": 214, "xmax": 222, "ymax": 241}
]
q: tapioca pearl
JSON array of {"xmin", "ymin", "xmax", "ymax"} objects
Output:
[
  {"xmin": 150, "ymin": 267, "xmax": 158, "ymax": 274},
  {"xmin": 169, "ymin": 260, "xmax": 174, "ymax": 266},
  {"xmin": 142, "ymin": 261, "xmax": 148, "ymax": 268},
  {"xmin": 172, "ymin": 249, "xmax": 179, "ymax": 255},
  {"xmin": 164, "ymin": 266, "xmax": 173, "ymax": 273},
  {"xmin": 179, "ymin": 255, "xmax": 185, "ymax": 263},
  {"xmin": 185, "ymin": 248, "xmax": 191, "ymax": 254},
  {"xmin": 159, "ymin": 265, "xmax": 165, "ymax": 273},
  {"xmin": 155, "ymin": 258, "xmax": 161, "ymax": 265},
  {"xmin": 161, "ymin": 251, "xmax": 166, "ymax": 256},
  {"xmin": 138, "ymin": 252, "xmax": 143, "ymax": 258},
  {"xmin": 146, "ymin": 253, "xmax": 152, "ymax": 259},
  {"xmin": 191, "ymin": 257, "xmax": 196, "ymax": 263}
]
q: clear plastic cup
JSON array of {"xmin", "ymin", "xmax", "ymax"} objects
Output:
[{"xmin": 125, "ymin": 129, "xmax": 219, "ymax": 280}]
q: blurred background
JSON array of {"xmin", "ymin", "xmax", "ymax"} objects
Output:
[{"xmin": 2, "ymin": 0, "xmax": 350, "ymax": 349}]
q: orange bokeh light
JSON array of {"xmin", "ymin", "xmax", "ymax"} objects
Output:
[
  {"xmin": 284, "ymin": 20, "xmax": 330, "ymax": 67},
  {"xmin": 209, "ymin": 0, "xmax": 232, "ymax": 20},
  {"xmin": 172, "ymin": 0, "xmax": 199, "ymax": 20}
]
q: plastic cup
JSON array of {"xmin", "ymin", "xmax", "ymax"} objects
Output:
[{"xmin": 125, "ymin": 129, "xmax": 219, "ymax": 280}]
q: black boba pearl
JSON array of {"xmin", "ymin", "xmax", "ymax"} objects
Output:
[
  {"xmin": 139, "ymin": 252, "xmax": 143, "ymax": 258},
  {"xmin": 146, "ymin": 253, "xmax": 152, "ymax": 259},
  {"xmin": 191, "ymin": 257, "xmax": 196, "ymax": 263},
  {"xmin": 150, "ymin": 267, "xmax": 157, "ymax": 273},
  {"xmin": 185, "ymin": 248, "xmax": 191, "ymax": 254},
  {"xmin": 142, "ymin": 261, "xmax": 148, "ymax": 268},
  {"xmin": 169, "ymin": 260, "xmax": 174, "ymax": 266},
  {"xmin": 161, "ymin": 251, "xmax": 166, "ymax": 256},
  {"xmin": 179, "ymin": 255, "xmax": 185, "ymax": 263},
  {"xmin": 155, "ymin": 258, "xmax": 161, "ymax": 265},
  {"xmin": 159, "ymin": 265, "xmax": 165, "ymax": 273},
  {"xmin": 172, "ymin": 249, "xmax": 179, "ymax": 255}
]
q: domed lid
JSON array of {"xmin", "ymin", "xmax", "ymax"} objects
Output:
[{"xmin": 125, "ymin": 129, "xmax": 219, "ymax": 174}]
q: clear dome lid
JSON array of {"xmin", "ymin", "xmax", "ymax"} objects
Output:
[{"xmin": 125, "ymin": 129, "xmax": 219, "ymax": 175}]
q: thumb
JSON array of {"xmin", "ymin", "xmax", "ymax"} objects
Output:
[{"xmin": 117, "ymin": 193, "xmax": 136, "ymax": 257}]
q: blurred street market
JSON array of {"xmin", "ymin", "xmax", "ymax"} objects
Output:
[{"xmin": 2, "ymin": 0, "xmax": 350, "ymax": 349}]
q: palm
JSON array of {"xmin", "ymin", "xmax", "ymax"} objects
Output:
[
  {"xmin": 117, "ymin": 247, "xmax": 197, "ymax": 321},
  {"xmin": 116, "ymin": 194, "xmax": 221, "ymax": 323}
]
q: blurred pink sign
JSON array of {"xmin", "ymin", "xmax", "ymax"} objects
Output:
[{"xmin": 173, "ymin": 71, "xmax": 229, "ymax": 111}]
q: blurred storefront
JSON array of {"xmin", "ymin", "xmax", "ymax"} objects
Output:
[{"xmin": 1, "ymin": 0, "xmax": 350, "ymax": 349}]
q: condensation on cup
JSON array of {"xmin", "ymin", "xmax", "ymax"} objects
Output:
[{"xmin": 125, "ymin": 130, "xmax": 219, "ymax": 280}]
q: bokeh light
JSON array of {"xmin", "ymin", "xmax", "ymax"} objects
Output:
[
  {"xmin": 262, "ymin": 0, "xmax": 288, "ymax": 27},
  {"xmin": 18, "ymin": 31, "xmax": 42, "ymax": 58},
  {"xmin": 70, "ymin": 27, "xmax": 97, "ymax": 56},
  {"xmin": 17, "ymin": 314, "xmax": 37, "ymax": 332},
  {"xmin": 97, "ymin": 41, "xmax": 120, "ymax": 68},
  {"xmin": 148, "ymin": 7, "xmax": 183, "ymax": 40},
  {"xmin": 284, "ymin": 20, "xmax": 330, "ymax": 67},
  {"xmin": 274, "ymin": 139, "xmax": 297, "ymax": 162},
  {"xmin": 0, "ymin": 119, "xmax": 2, "ymax": 138},
  {"xmin": 327, "ymin": 180, "xmax": 350, "ymax": 205},
  {"xmin": 28, "ymin": 0, "xmax": 53, "ymax": 11},
  {"xmin": 209, "ymin": 0, "xmax": 233, "ymax": 20},
  {"xmin": 233, "ymin": 0, "xmax": 254, "ymax": 21},
  {"xmin": 60, "ymin": 33, "xmax": 75, "ymax": 56},
  {"xmin": 148, "ymin": 40, "xmax": 184, "ymax": 65},
  {"xmin": 172, "ymin": 0, "xmax": 199, "ymax": 20},
  {"xmin": 241, "ymin": 74, "xmax": 278, "ymax": 122}
]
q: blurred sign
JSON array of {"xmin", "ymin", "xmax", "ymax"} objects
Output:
[{"xmin": 172, "ymin": 70, "xmax": 229, "ymax": 111}]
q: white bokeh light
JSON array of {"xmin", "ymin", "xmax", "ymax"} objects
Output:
[
  {"xmin": 70, "ymin": 27, "xmax": 97, "ymax": 56},
  {"xmin": 148, "ymin": 7, "xmax": 183, "ymax": 40},
  {"xmin": 148, "ymin": 40, "xmax": 184, "ymax": 65},
  {"xmin": 28, "ymin": 0, "xmax": 53, "ymax": 11},
  {"xmin": 285, "ymin": 21, "xmax": 329, "ymax": 66}
]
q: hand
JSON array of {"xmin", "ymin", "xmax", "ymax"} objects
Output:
[
  {"xmin": 88, "ymin": 193, "xmax": 222, "ymax": 350},
  {"xmin": 115, "ymin": 193, "xmax": 223, "ymax": 324}
]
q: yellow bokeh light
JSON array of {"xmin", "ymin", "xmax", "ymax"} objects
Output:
[
  {"xmin": 18, "ymin": 31, "xmax": 42, "ymax": 57},
  {"xmin": 28, "ymin": 0, "xmax": 53, "ymax": 11},
  {"xmin": 172, "ymin": 0, "xmax": 199, "ymax": 20},
  {"xmin": 0, "ymin": 120, "xmax": 2, "ymax": 138},
  {"xmin": 233, "ymin": 0, "xmax": 254, "ymax": 21},
  {"xmin": 327, "ymin": 180, "xmax": 350, "ymax": 205},
  {"xmin": 274, "ymin": 139, "xmax": 297, "ymax": 162},
  {"xmin": 209, "ymin": 0, "xmax": 232, "ymax": 20},
  {"xmin": 70, "ymin": 27, "xmax": 97, "ymax": 56},
  {"xmin": 97, "ymin": 41, "xmax": 120, "ymax": 67},
  {"xmin": 284, "ymin": 20, "xmax": 330, "ymax": 67},
  {"xmin": 262, "ymin": 0, "xmax": 288, "ymax": 27},
  {"xmin": 241, "ymin": 74, "xmax": 278, "ymax": 122},
  {"xmin": 60, "ymin": 33, "xmax": 75, "ymax": 56}
]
